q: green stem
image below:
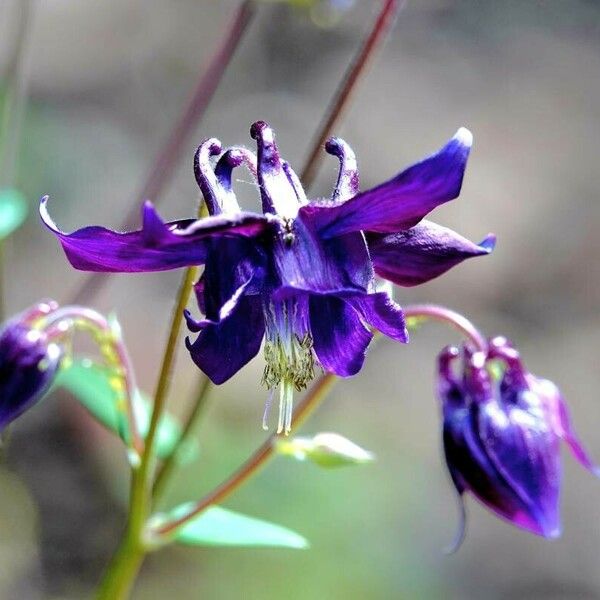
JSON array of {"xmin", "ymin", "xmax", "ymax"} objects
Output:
[
  {"xmin": 96, "ymin": 471, "xmax": 148, "ymax": 600},
  {"xmin": 95, "ymin": 265, "xmax": 197, "ymax": 596},
  {"xmin": 143, "ymin": 265, "xmax": 199, "ymax": 469},
  {"xmin": 152, "ymin": 375, "xmax": 213, "ymax": 503}
]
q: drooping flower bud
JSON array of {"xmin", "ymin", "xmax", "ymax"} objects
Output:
[
  {"xmin": 0, "ymin": 301, "xmax": 63, "ymax": 431},
  {"xmin": 438, "ymin": 339, "xmax": 598, "ymax": 549}
]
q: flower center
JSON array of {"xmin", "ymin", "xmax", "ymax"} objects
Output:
[{"xmin": 261, "ymin": 297, "xmax": 316, "ymax": 434}]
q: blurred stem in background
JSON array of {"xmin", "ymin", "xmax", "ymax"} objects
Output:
[
  {"xmin": 70, "ymin": 0, "xmax": 257, "ymax": 306},
  {"xmin": 0, "ymin": 0, "xmax": 35, "ymax": 320},
  {"xmin": 300, "ymin": 0, "xmax": 403, "ymax": 188}
]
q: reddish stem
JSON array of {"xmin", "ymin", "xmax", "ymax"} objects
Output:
[
  {"xmin": 300, "ymin": 0, "xmax": 403, "ymax": 189},
  {"xmin": 69, "ymin": 1, "xmax": 256, "ymax": 306}
]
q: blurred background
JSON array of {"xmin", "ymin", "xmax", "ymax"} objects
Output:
[{"xmin": 1, "ymin": 0, "xmax": 600, "ymax": 598}]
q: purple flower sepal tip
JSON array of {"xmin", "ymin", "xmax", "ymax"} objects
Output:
[
  {"xmin": 42, "ymin": 122, "xmax": 494, "ymax": 433},
  {"xmin": 438, "ymin": 337, "xmax": 598, "ymax": 551},
  {"xmin": 0, "ymin": 301, "xmax": 63, "ymax": 432}
]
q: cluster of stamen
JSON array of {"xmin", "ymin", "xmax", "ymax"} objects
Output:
[{"xmin": 261, "ymin": 299, "xmax": 316, "ymax": 434}]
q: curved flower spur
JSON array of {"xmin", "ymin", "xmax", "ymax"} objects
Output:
[{"xmin": 42, "ymin": 121, "xmax": 495, "ymax": 434}]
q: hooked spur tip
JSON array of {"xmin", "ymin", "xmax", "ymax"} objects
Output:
[
  {"xmin": 250, "ymin": 120, "xmax": 273, "ymax": 143},
  {"xmin": 325, "ymin": 137, "xmax": 344, "ymax": 156},
  {"xmin": 194, "ymin": 138, "xmax": 222, "ymax": 162}
]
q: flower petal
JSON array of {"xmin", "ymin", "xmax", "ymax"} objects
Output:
[
  {"xmin": 41, "ymin": 197, "xmax": 270, "ymax": 273},
  {"xmin": 0, "ymin": 321, "xmax": 61, "ymax": 430},
  {"xmin": 301, "ymin": 128, "xmax": 472, "ymax": 237},
  {"xmin": 309, "ymin": 296, "xmax": 372, "ymax": 376},
  {"xmin": 366, "ymin": 220, "xmax": 495, "ymax": 287},
  {"xmin": 476, "ymin": 399, "xmax": 561, "ymax": 538},
  {"xmin": 534, "ymin": 377, "xmax": 600, "ymax": 477},
  {"xmin": 444, "ymin": 403, "xmax": 557, "ymax": 538},
  {"xmin": 272, "ymin": 215, "xmax": 368, "ymax": 296},
  {"xmin": 251, "ymin": 121, "xmax": 300, "ymax": 219},
  {"xmin": 345, "ymin": 292, "xmax": 408, "ymax": 342},
  {"xmin": 185, "ymin": 295, "xmax": 265, "ymax": 385},
  {"xmin": 199, "ymin": 238, "xmax": 265, "ymax": 322}
]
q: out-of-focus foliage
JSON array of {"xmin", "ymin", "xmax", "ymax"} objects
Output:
[
  {"xmin": 160, "ymin": 503, "xmax": 309, "ymax": 549},
  {"xmin": 56, "ymin": 359, "xmax": 199, "ymax": 463},
  {"xmin": 0, "ymin": 187, "xmax": 27, "ymax": 239}
]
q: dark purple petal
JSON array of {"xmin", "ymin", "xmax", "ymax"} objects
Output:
[
  {"xmin": 186, "ymin": 295, "xmax": 265, "ymax": 385},
  {"xmin": 533, "ymin": 376, "xmax": 600, "ymax": 477},
  {"xmin": 199, "ymin": 238, "xmax": 265, "ymax": 322},
  {"xmin": 322, "ymin": 232, "xmax": 374, "ymax": 291},
  {"xmin": 309, "ymin": 295, "xmax": 372, "ymax": 376},
  {"xmin": 476, "ymin": 398, "xmax": 561, "ymax": 538},
  {"xmin": 346, "ymin": 292, "xmax": 408, "ymax": 342},
  {"xmin": 193, "ymin": 138, "xmax": 223, "ymax": 215},
  {"xmin": 366, "ymin": 220, "xmax": 496, "ymax": 287},
  {"xmin": 282, "ymin": 161, "xmax": 308, "ymax": 204},
  {"xmin": 213, "ymin": 147, "xmax": 257, "ymax": 214},
  {"xmin": 300, "ymin": 128, "xmax": 473, "ymax": 237},
  {"xmin": 0, "ymin": 318, "xmax": 61, "ymax": 430},
  {"xmin": 443, "ymin": 402, "xmax": 556, "ymax": 538},
  {"xmin": 272, "ymin": 215, "xmax": 368, "ymax": 296},
  {"xmin": 250, "ymin": 121, "xmax": 300, "ymax": 218},
  {"xmin": 325, "ymin": 137, "xmax": 359, "ymax": 202},
  {"xmin": 41, "ymin": 197, "xmax": 270, "ymax": 273}
]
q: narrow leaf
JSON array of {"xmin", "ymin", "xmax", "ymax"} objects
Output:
[
  {"xmin": 55, "ymin": 359, "xmax": 198, "ymax": 462},
  {"xmin": 0, "ymin": 188, "xmax": 27, "ymax": 239},
  {"xmin": 164, "ymin": 504, "xmax": 309, "ymax": 549}
]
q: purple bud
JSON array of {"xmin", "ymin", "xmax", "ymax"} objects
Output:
[
  {"xmin": 0, "ymin": 302, "xmax": 63, "ymax": 431},
  {"xmin": 438, "ymin": 340, "xmax": 583, "ymax": 548}
]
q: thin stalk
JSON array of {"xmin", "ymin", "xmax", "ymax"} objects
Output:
[
  {"xmin": 152, "ymin": 375, "xmax": 213, "ymax": 502},
  {"xmin": 70, "ymin": 0, "xmax": 256, "ymax": 306},
  {"xmin": 95, "ymin": 470, "xmax": 147, "ymax": 600},
  {"xmin": 0, "ymin": 0, "xmax": 35, "ymax": 321},
  {"xmin": 143, "ymin": 266, "xmax": 198, "ymax": 473},
  {"xmin": 403, "ymin": 304, "xmax": 487, "ymax": 354},
  {"xmin": 300, "ymin": 0, "xmax": 403, "ymax": 189},
  {"xmin": 95, "ymin": 265, "xmax": 197, "ymax": 598},
  {"xmin": 0, "ymin": 0, "xmax": 34, "ymax": 188},
  {"xmin": 154, "ymin": 372, "xmax": 337, "ymax": 538}
]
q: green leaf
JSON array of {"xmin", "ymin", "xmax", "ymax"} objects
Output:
[
  {"xmin": 0, "ymin": 187, "xmax": 27, "ymax": 239},
  {"xmin": 164, "ymin": 503, "xmax": 309, "ymax": 549},
  {"xmin": 55, "ymin": 359, "xmax": 199, "ymax": 462},
  {"xmin": 275, "ymin": 432, "xmax": 375, "ymax": 468}
]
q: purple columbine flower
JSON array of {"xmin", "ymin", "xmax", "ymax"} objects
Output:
[
  {"xmin": 0, "ymin": 301, "xmax": 63, "ymax": 431},
  {"xmin": 438, "ymin": 338, "xmax": 598, "ymax": 548},
  {"xmin": 42, "ymin": 121, "xmax": 494, "ymax": 433}
]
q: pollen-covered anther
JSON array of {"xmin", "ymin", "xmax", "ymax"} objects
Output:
[{"xmin": 261, "ymin": 327, "xmax": 316, "ymax": 435}]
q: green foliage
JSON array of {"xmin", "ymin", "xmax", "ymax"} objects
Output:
[
  {"xmin": 55, "ymin": 359, "xmax": 198, "ymax": 462},
  {"xmin": 0, "ymin": 187, "xmax": 27, "ymax": 239},
  {"xmin": 164, "ymin": 503, "xmax": 309, "ymax": 549},
  {"xmin": 275, "ymin": 432, "xmax": 375, "ymax": 468}
]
